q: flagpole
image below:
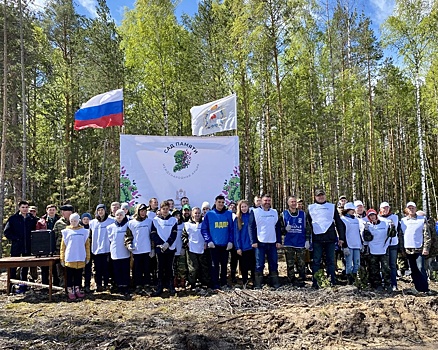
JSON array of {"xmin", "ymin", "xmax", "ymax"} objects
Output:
[{"xmin": 99, "ymin": 138, "xmax": 108, "ymax": 204}]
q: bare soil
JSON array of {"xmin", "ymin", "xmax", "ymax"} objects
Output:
[{"xmin": 1, "ymin": 264, "xmax": 438, "ymax": 350}]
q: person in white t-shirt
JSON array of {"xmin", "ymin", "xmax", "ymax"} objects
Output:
[
  {"xmin": 60, "ymin": 213, "xmax": 90, "ymax": 300},
  {"xmin": 107, "ymin": 209, "xmax": 131, "ymax": 296},
  {"xmin": 400, "ymin": 202, "xmax": 431, "ymax": 293}
]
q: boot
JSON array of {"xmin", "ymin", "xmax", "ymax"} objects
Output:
[
  {"xmin": 179, "ymin": 277, "xmax": 186, "ymax": 289},
  {"xmin": 74, "ymin": 286, "xmax": 85, "ymax": 298},
  {"xmin": 254, "ymin": 272, "xmax": 263, "ymax": 290},
  {"xmin": 347, "ymin": 274, "xmax": 355, "ymax": 285},
  {"xmin": 174, "ymin": 277, "xmax": 179, "ymax": 289},
  {"xmin": 67, "ymin": 287, "xmax": 76, "ymax": 300},
  {"xmin": 270, "ymin": 271, "xmax": 281, "ymax": 289},
  {"xmin": 152, "ymin": 282, "xmax": 163, "ymax": 297},
  {"xmin": 269, "ymin": 271, "xmax": 281, "ymax": 289}
]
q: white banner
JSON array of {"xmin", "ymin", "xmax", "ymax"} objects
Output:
[
  {"xmin": 120, "ymin": 135, "xmax": 240, "ymax": 210},
  {"xmin": 190, "ymin": 94, "xmax": 237, "ymax": 136}
]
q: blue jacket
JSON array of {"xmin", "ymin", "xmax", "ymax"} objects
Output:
[
  {"xmin": 282, "ymin": 209, "xmax": 307, "ymax": 248},
  {"xmin": 4, "ymin": 212, "xmax": 37, "ymax": 256},
  {"xmin": 234, "ymin": 212, "xmax": 252, "ymax": 251},
  {"xmin": 201, "ymin": 206, "xmax": 234, "ymax": 246}
]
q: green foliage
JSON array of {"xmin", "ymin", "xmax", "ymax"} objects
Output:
[{"xmin": 2, "ymin": 0, "xmax": 438, "ymax": 220}]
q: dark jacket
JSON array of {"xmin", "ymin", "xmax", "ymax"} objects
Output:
[
  {"xmin": 150, "ymin": 214, "xmax": 178, "ymax": 247},
  {"xmin": 306, "ymin": 202, "xmax": 346, "ymax": 244},
  {"xmin": 4, "ymin": 212, "xmax": 37, "ymax": 256}
]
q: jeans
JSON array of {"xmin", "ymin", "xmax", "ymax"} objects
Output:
[
  {"xmin": 312, "ymin": 241, "xmax": 336, "ymax": 285},
  {"xmin": 407, "ymin": 253, "xmax": 429, "ymax": 292},
  {"xmin": 255, "ymin": 242, "xmax": 278, "ymax": 273},
  {"xmin": 388, "ymin": 245, "xmax": 398, "ymax": 287},
  {"xmin": 345, "ymin": 248, "xmax": 361, "ymax": 274},
  {"xmin": 209, "ymin": 246, "xmax": 229, "ymax": 288}
]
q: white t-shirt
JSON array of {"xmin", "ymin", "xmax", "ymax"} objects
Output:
[
  {"xmin": 153, "ymin": 216, "xmax": 178, "ymax": 250},
  {"xmin": 341, "ymin": 216, "xmax": 362, "ymax": 249},
  {"xmin": 62, "ymin": 227, "xmax": 89, "ymax": 263},
  {"xmin": 127, "ymin": 218, "xmax": 152, "ymax": 254},
  {"xmin": 308, "ymin": 203, "xmax": 335, "ymax": 234},
  {"xmin": 184, "ymin": 221, "xmax": 205, "ymax": 254},
  {"xmin": 89, "ymin": 216, "xmax": 114, "ymax": 255},
  {"xmin": 367, "ymin": 220, "xmax": 390, "ymax": 255},
  {"xmin": 401, "ymin": 216, "xmax": 426, "ymax": 249},
  {"xmin": 253, "ymin": 207, "xmax": 278, "ymax": 243},
  {"xmin": 107, "ymin": 221, "xmax": 130, "ymax": 260}
]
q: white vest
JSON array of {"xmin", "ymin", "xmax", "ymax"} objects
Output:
[
  {"xmin": 367, "ymin": 220, "xmax": 390, "ymax": 255},
  {"xmin": 89, "ymin": 217, "xmax": 114, "ymax": 255},
  {"xmin": 153, "ymin": 216, "xmax": 178, "ymax": 250},
  {"xmin": 253, "ymin": 207, "xmax": 278, "ymax": 243},
  {"xmin": 341, "ymin": 216, "xmax": 362, "ymax": 249},
  {"xmin": 184, "ymin": 221, "xmax": 205, "ymax": 254},
  {"xmin": 107, "ymin": 222, "xmax": 130, "ymax": 260},
  {"xmin": 62, "ymin": 227, "xmax": 88, "ymax": 263},
  {"xmin": 127, "ymin": 218, "xmax": 152, "ymax": 254},
  {"xmin": 308, "ymin": 203, "xmax": 335, "ymax": 234},
  {"xmin": 378, "ymin": 214, "xmax": 399, "ymax": 246},
  {"xmin": 401, "ymin": 216, "xmax": 425, "ymax": 249}
]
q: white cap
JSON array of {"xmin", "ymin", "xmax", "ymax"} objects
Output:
[
  {"xmin": 69, "ymin": 213, "xmax": 80, "ymax": 223},
  {"xmin": 379, "ymin": 201, "xmax": 390, "ymax": 209},
  {"xmin": 406, "ymin": 201, "xmax": 416, "ymax": 208},
  {"xmin": 115, "ymin": 209, "xmax": 126, "ymax": 216},
  {"xmin": 201, "ymin": 201, "xmax": 211, "ymax": 209},
  {"xmin": 344, "ymin": 202, "xmax": 356, "ymax": 211},
  {"xmin": 354, "ymin": 200, "xmax": 364, "ymax": 207}
]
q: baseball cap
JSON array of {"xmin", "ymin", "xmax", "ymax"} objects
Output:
[
  {"xmin": 314, "ymin": 189, "xmax": 325, "ymax": 196},
  {"xmin": 182, "ymin": 204, "xmax": 191, "ymax": 210},
  {"xmin": 406, "ymin": 202, "xmax": 416, "ymax": 208},
  {"xmin": 379, "ymin": 201, "xmax": 390, "ymax": 209},
  {"xmin": 344, "ymin": 202, "xmax": 356, "ymax": 211},
  {"xmin": 354, "ymin": 200, "xmax": 364, "ymax": 207}
]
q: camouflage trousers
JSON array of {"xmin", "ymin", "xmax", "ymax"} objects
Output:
[
  {"xmin": 173, "ymin": 251, "xmax": 188, "ymax": 280},
  {"xmin": 369, "ymin": 253, "xmax": 390, "ymax": 288},
  {"xmin": 187, "ymin": 251, "xmax": 212, "ymax": 288},
  {"xmin": 284, "ymin": 247, "xmax": 306, "ymax": 281}
]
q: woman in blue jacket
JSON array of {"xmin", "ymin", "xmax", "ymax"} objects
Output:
[{"xmin": 234, "ymin": 200, "xmax": 255, "ymax": 288}]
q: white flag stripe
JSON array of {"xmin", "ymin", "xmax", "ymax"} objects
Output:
[
  {"xmin": 190, "ymin": 94, "xmax": 237, "ymax": 136},
  {"xmin": 80, "ymin": 88, "xmax": 123, "ymax": 109}
]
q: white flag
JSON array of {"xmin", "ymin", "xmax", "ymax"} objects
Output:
[{"xmin": 190, "ymin": 94, "xmax": 237, "ymax": 136}]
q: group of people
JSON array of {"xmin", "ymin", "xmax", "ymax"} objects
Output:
[{"xmin": 3, "ymin": 190, "xmax": 436, "ymax": 300}]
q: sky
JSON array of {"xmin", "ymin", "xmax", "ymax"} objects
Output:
[{"xmin": 30, "ymin": 0, "xmax": 396, "ymax": 32}]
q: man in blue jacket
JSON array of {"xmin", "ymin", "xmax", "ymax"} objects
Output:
[
  {"xmin": 249, "ymin": 194, "xmax": 282, "ymax": 289},
  {"xmin": 4, "ymin": 200, "xmax": 37, "ymax": 289},
  {"xmin": 201, "ymin": 195, "xmax": 234, "ymax": 290}
]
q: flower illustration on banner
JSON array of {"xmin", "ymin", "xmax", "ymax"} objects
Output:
[
  {"xmin": 173, "ymin": 149, "xmax": 192, "ymax": 172},
  {"xmin": 222, "ymin": 166, "xmax": 240, "ymax": 205},
  {"xmin": 120, "ymin": 166, "xmax": 141, "ymax": 207}
]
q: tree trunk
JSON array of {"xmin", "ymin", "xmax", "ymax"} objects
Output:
[{"xmin": 0, "ymin": 0, "xmax": 9, "ymax": 257}]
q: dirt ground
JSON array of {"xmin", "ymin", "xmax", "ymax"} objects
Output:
[{"xmin": 1, "ymin": 262, "xmax": 438, "ymax": 350}]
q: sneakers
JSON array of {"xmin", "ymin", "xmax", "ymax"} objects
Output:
[
  {"xmin": 75, "ymin": 287, "xmax": 85, "ymax": 298},
  {"xmin": 392, "ymin": 286, "xmax": 398, "ymax": 292},
  {"xmin": 67, "ymin": 287, "xmax": 76, "ymax": 300}
]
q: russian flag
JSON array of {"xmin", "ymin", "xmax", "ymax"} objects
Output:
[{"xmin": 74, "ymin": 89, "xmax": 124, "ymax": 130}]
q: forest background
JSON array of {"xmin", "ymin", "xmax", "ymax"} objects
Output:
[{"xmin": 1, "ymin": 0, "xmax": 438, "ymax": 249}]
